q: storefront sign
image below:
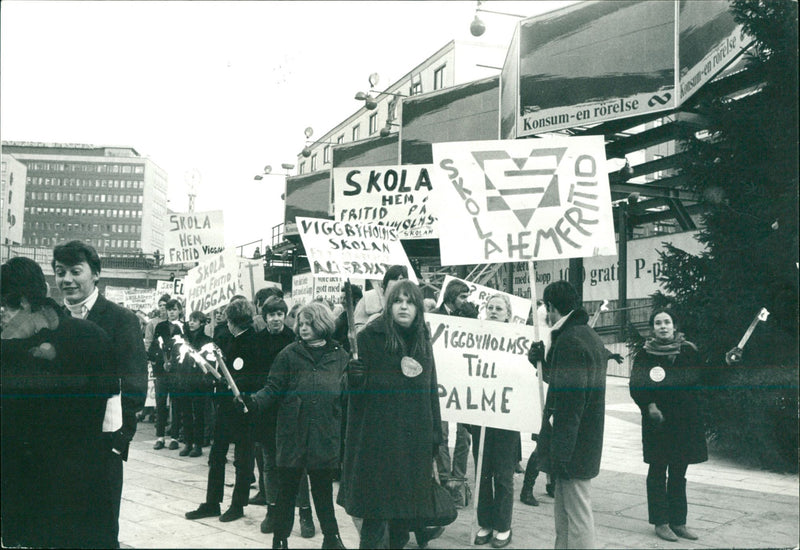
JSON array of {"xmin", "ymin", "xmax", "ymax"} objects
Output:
[
  {"xmin": 184, "ymin": 249, "xmax": 244, "ymax": 315},
  {"xmin": 333, "ymin": 164, "xmax": 437, "ymax": 239},
  {"xmin": 432, "ymin": 136, "xmax": 616, "ymax": 266},
  {"xmin": 164, "ymin": 210, "xmax": 224, "ymax": 264},
  {"xmin": 437, "ymin": 275, "xmax": 531, "ymax": 324},
  {"xmin": 297, "ymin": 216, "xmax": 417, "ymax": 282},
  {"xmin": 428, "ymin": 313, "xmax": 542, "ymax": 432}
]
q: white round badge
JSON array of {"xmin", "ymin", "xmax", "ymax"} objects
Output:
[
  {"xmin": 400, "ymin": 356, "xmax": 423, "ymax": 378},
  {"xmin": 233, "ymin": 357, "xmax": 244, "ymax": 371},
  {"xmin": 649, "ymin": 366, "xmax": 666, "ymax": 383}
]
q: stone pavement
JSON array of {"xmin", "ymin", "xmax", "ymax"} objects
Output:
[{"xmin": 119, "ymin": 377, "xmax": 799, "ymax": 549}]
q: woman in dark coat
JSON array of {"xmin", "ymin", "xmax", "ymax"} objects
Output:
[
  {"xmin": 341, "ymin": 280, "xmax": 444, "ymax": 549},
  {"xmin": 630, "ymin": 308, "xmax": 707, "ymax": 542},
  {"xmin": 1, "ymin": 257, "xmax": 116, "ymax": 548},
  {"xmin": 250, "ymin": 301, "xmax": 349, "ymax": 550}
]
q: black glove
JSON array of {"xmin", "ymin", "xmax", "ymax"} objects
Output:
[
  {"xmin": 527, "ymin": 341, "xmax": 546, "ymax": 366},
  {"xmin": 348, "ymin": 359, "xmax": 367, "ymax": 387},
  {"xmin": 555, "ymin": 461, "xmax": 570, "ymax": 480},
  {"xmin": 455, "ymin": 301, "xmax": 479, "ymax": 319},
  {"xmin": 609, "ymin": 352, "xmax": 624, "ymax": 364}
]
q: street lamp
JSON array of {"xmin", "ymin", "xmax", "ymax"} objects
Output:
[
  {"xmin": 469, "ymin": 0, "xmax": 526, "ymax": 37},
  {"xmin": 354, "ymin": 73, "xmax": 407, "ymax": 111},
  {"xmin": 254, "ymin": 163, "xmax": 295, "ymax": 180},
  {"xmin": 299, "ymin": 127, "xmax": 338, "ymax": 158},
  {"xmin": 379, "ymin": 121, "xmax": 400, "ymax": 138}
]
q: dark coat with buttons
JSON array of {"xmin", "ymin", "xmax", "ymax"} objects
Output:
[
  {"xmin": 340, "ymin": 318, "xmax": 443, "ymax": 519},
  {"xmin": 251, "ymin": 339, "xmax": 349, "ymax": 469},
  {"xmin": 537, "ymin": 308, "xmax": 607, "ymax": 480},
  {"xmin": 629, "ymin": 344, "xmax": 708, "ymax": 465}
]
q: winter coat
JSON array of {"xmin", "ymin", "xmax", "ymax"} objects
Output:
[
  {"xmin": 251, "ymin": 339, "xmax": 349, "ymax": 469},
  {"xmin": 170, "ymin": 326, "xmax": 215, "ymax": 395},
  {"xmin": 537, "ymin": 308, "xmax": 607, "ymax": 480},
  {"xmin": 629, "ymin": 344, "xmax": 708, "ymax": 465},
  {"xmin": 252, "ymin": 326, "xmax": 296, "ymax": 443},
  {"xmin": 340, "ymin": 317, "xmax": 443, "ymax": 520}
]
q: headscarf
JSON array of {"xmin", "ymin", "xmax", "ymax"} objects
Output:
[{"xmin": 643, "ymin": 332, "xmax": 697, "ymax": 356}]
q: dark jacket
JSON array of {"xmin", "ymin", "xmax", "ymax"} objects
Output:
[
  {"xmin": 148, "ymin": 319, "xmax": 181, "ymax": 378},
  {"xmin": 251, "ymin": 339, "xmax": 349, "ymax": 469},
  {"xmin": 340, "ymin": 318, "xmax": 443, "ymax": 519},
  {"xmin": 252, "ymin": 325, "xmax": 296, "ymax": 442},
  {"xmin": 171, "ymin": 326, "xmax": 215, "ymax": 394},
  {"xmin": 538, "ymin": 308, "xmax": 607, "ymax": 480},
  {"xmin": 629, "ymin": 344, "xmax": 708, "ymax": 465},
  {"xmin": 86, "ymin": 294, "xmax": 148, "ymax": 460}
]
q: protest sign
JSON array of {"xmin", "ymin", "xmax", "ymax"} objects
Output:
[
  {"xmin": 164, "ymin": 210, "xmax": 225, "ymax": 264},
  {"xmin": 291, "ymin": 273, "xmax": 315, "ymax": 305},
  {"xmin": 437, "ymin": 275, "xmax": 531, "ymax": 324},
  {"xmin": 237, "ymin": 257, "xmax": 278, "ymax": 303},
  {"xmin": 291, "ymin": 273, "xmax": 366, "ymax": 306},
  {"xmin": 427, "ymin": 313, "xmax": 542, "ymax": 432},
  {"xmin": 104, "ymin": 286, "xmax": 159, "ymax": 313},
  {"xmin": 332, "ymin": 164, "xmax": 437, "ymax": 239},
  {"xmin": 183, "ymin": 250, "xmax": 244, "ymax": 315},
  {"xmin": 431, "ymin": 137, "xmax": 616, "ymax": 265},
  {"xmin": 297, "ymin": 216, "xmax": 417, "ymax": 282}
]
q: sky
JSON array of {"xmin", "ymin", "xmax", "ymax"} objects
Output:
[{"xmin": 1, "ymin": 0, "xmax": 574, "ymax": 252}]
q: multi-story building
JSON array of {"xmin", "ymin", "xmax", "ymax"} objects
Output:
[
  {"xmin": 1, "ymin": 142, "xmax": 168, "ymax": 255},
  {"xmin": 1, "ymin": 154, "xmax": 27, "ymax": 245}
]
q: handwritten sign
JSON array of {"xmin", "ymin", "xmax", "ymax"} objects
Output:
[
  {"xmin": 164, "ymin": 210, "xmax": 225, "ymax": 264},
  {"xmin": 437, "ymin": 275, "xmax": 531, "ymax": 324},
  {"xmin": 297, "ymin": 216, "xmax": 417, "ymax": 282},
  {"xmin": 333, "ymin": 165, "xmax": 437, "ymax": 239},
  {"xmin": 428, "ymin": 313, "xmax": 542, "ymax": 432},
  {"xmin": 291, "ymin": 273, "xmax": 315, "ymax": 305},
  {"xmin": 183, "ymin": 250, "xmax": 244, "ymax": 315},
  {"xmin": 104, "ymin": 286, "xmax": 159, "ymax": 313},
  {"xmin": 431, "ymin": 137, "xmax": 616, "ymax": 265},
  {"xmin": 291, "ymin": 273, "xmax": 366, "ymax": 306}
]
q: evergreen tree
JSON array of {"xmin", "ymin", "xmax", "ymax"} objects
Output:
[{"xmin": 656, "ymin": 0, "xmax": 798, "ymax": 471}]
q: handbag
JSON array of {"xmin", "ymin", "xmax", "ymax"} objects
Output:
[{"xmin": 425, "ymin": 460, "xmax": 457, "ymax": 527}]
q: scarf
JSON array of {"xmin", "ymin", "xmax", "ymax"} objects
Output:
[
  {"xmin": 64, "ymin": 287, "xmax": 99, "ymax": 319},
  {"xmin": 643, "ymin": 332, "xmax": 697, "ymax": 356}
]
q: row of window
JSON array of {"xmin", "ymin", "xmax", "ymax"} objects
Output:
[
  {"xmin": 25, "ymin": 206, "xmax": 143, "ymax": 219},
  {"xmin": 26, "ymin": 191, "xmax": 143, "ymax": 204},
  {"xmin": 25, "ymin": 162, "xmax": 145, "ymax": 174},
  {"xmin": 25, "ymin": 235, "xmax": 141, "ymax": 249},
  {"xmin": 26, "ymin": 176, "xmax": 145, "ymax": 190},
  {"xmin": 25, "ymin": 221, "xmax": 141, "ymax": 234}
]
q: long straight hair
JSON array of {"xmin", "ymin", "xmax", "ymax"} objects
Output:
[{"xmin": 381, "ymin": 280, "xmax": 429, "ymax": 358}]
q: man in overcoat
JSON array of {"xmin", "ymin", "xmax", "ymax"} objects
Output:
[
  {"xmin": 52, "ymin": 240, "xmax": 148, "ymax": 548},
  {"xmin": 529, "ymin": 281, "xmax": 607, "ymax": 549}
]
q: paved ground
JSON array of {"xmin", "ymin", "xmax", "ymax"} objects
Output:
[{"xmin": 119, "ymin": 377, "xmax": 799, "ymax": 549}]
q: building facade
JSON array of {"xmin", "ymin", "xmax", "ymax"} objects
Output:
[
  {"xmin": 1, "ymin": 154, "xmax": 27, "ymax": 245},
  {"xmin": 1, "ymin": 142, "xmax": 168, "ymax": 255}
]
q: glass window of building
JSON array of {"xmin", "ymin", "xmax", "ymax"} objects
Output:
[
  {"xmin": 337, "ymin": 134, "xmax": 344, "ymax": 144},
  {"xmin": 369, "ymin": 113, "xmax": 378, "ymax": 135},
  {"xmin": 323, "ymin": 145, "xmax": 330, "ymax": 164},
  {"xmin": 299, "ymin": 161, "xmax": 305, "ymax": 174},
  {"xmin": 434, "ymin": 65, "xmax": 445, "ymax": 90},
  {"xmin": 352, "ymin": 124, "xmax": 360, "ymax": 141},
  {"xmin": 310, "ymin": 154, "xmax": 317, "ymax": 171}
]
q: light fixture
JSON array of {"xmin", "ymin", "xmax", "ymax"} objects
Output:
[
  {"xmin": 299, "ymin": 127, "xmax": 338, "ymax": 158},
  {"xmin": 354, "ymin": 74, "xmax": 407, "ymax": 111},
  {"xmin": 470, "ymin": 0, "xmax": 525, "ymax": 37},
  {"xmin": 379, "ymin": 121, "xmax": 400, "ymax": 138},
  {"xmin": 254, "ymin": 163, "xmax": 295, "ymax": 180}
]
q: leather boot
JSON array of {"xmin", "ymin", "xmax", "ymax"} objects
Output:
[
  {"xmin": 299, "ymin": 507, "xmax": 315, "ymax": 538},
  {"xmin": 272, "ymin": 536, "xmax": 288, "ymax": 549},
  {"xmin": 261, "ymin": 505, "xmax": 276, "ymax": 534},
  {"xmin": 520, "ymin": 486, "xmax": 539, "ymax": 506},
  {"xmin": 322, "ymin": 533, "xmax": 346, "ymax": 549}
]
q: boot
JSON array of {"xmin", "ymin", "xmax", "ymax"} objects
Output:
[
  {"xmin": 179, "ymin": 444, "xmax": 192, "ymax": 457},
  {"xmin": 655, "ymin": 524, "xmax": 678, "ymax": 542},
  {"xmin": 670, "ymin": 525, "xmax": 698, "ymax": 540},
  {"xmin": 520, "ymin": 486, "xmax": 539, "ymax": 506},
  {"xmin": 272, "ymin": 536, "xmax": 288, "ymax": 549},
  {"xmin": 299, "ymin": 506, "xmax": 315, "ymax": 538},
  {"xmin": 545, "ymin": 482, "xmax": 555, "ymax": 497},
  {"xmin": 322, "ymin": 533, "xmax": 346, "ymax": 549},
  {"xmin": 219, "ymin": 505, "xmax": 244, "ymax": 522},
  {"xmin": 189, "ymin": 445, "xmax": 203, "ymax": 457},
  {"xmin": 261, "ymin": 505, "xmax": 276, "ymax": 534}
]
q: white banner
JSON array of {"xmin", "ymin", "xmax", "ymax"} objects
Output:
[
  {"xmin": 183, "ymin": 249, "xmax": 244, "ymax": 315},
  {"xmin": 428, "ymin": 313, "xmax": 542, "ymax": 432},
  {"xmin": 333, "ymin": 165, "xmax": 437, "ymax": 239},
  {"xmin": 291, "ymin": 273, "xmax": 367, "ymax": 307},
  {"xmin": 164, "ymin": 210, "xmax": 225, "ymax": 264},
  {"xmin": 437, "ymin": 275, "xmax": 531, "ymax": 325},
  {"xmin": 291, "ymin": 273, "xmax": 315, "ymax": 305},
  {"xmin": 104, "ymin": 286, "xmax": 159, "ymax": 313},
  {"xmin": 297, "ymin": 217, "xmax": 417, "ymax": 282},
  {"xmin": 238, "ymin": 257, "xmax": 278, "ymax": 303},
  {"xmin": 431, "ymin": 137, "xmax": 616, "ymax": 265}
]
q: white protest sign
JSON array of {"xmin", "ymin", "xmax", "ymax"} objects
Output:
[
  {"xmin": 297, "ymin": 217, "xmax": 417, "ymax": 282},
  {"xmin": 104, "ymin": 286, "xmax": 159, "ymax": 313},
  {"xmin": 333, "ymin": 164, "xmax": 437, "ymax": 239},
  {"xmin": 437, "ymin": 275, "xmax": 531, "ymax": 324},
  {"xmin": 237, "ymin": 257, "xmax": 276, "ymax": 303},
  {"xmin": 183, "ymin": 249, "xmax": 244, "ymax": 315},
  {"xmin": 431, "ymin": 137, "xmax": 616, "ymax": 265},
  {"xmin": 428, "ymin": 313, "xmax": 542, "ymax": 432},
  {"xmin": 291, "ymin": 273, "xmax": 315, "ymax": 305},
  {"xmin": 164, "ymin": 210, "xmax": 225, "ymax": 264}
]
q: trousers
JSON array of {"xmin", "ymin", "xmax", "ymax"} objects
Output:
[
  {"xmin": 436, "ymin": 421, "xmax": 471, "ymax": 481},
  {"xmin": 554, "ymin": 478, "xmax": 595, "ymax": 549},
  {"xmin": 470, "ymin": 426, "xmax": 517, "ymax": 532},
  {"xmin": 646, "ymin": 462, "xmax": 688, "ymax": 526},
  {"xmin": 205, "ymin": 405, "xmax": 254, "ymax": 508},
  {"xmin": 273, "ymin": 468, "xmax": 339, "ymax": 540}
]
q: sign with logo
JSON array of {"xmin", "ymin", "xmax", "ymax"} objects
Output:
[
  {"xmin": 183, "ymin": 249, "xmax": 244, "ymax": 315},
  {"xmin": 432, "ymin": 137, "xmax": 616, "ymax": 266},
  {"xmin": 297, "ymin": 217, "xmax": 417, "ymax": 282},
  {"xmin": 164, "ymin": 210, "xmax": 225, "ymax": 264},
  {"xmin": 437, "ymin": 275, "xmax": 531, "ymax": 324},
  {"xmin": 428, "ymin": 313, "xmax": 542, "ymax": 432},
  {"xmin": 332, "ymin": 165, "xmax": 437, "ymax": 239}
]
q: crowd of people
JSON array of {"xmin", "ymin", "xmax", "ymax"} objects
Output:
[{"xmin": 1, "ymin": 242, "xmax": 713, "ymax": 549}]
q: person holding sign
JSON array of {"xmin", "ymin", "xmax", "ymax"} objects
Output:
[
  {"xmin": 629, "ymin": 308, "xmax": 706, "ymax": 542},
  {"xmin": 469, "ymin": 294, "xmax": 519, "ymax": 548},
  {"xmin": 245, "ymin": 302, "xmax": 349, "ymax": 550},
  {"xmin": 341, "ymin": 280, "xmax": 445, "ymax": 549},
  {"xmin": 352, "ymin": 265, "xmax": 408, "ymax": 333},
  {"xmin": 528, "ymin": 281, "xmax": 607, "ymax": 550},
  {"xmin": 149, "ymin": 299, "xmax": 185, "ymax": 451}
]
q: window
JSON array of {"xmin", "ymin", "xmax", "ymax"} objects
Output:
[
  {"xmin": 369, "ymin": 113, "xmax": 378, "ymax": 135},
  {"xmin": 434, "ymin": 65, "xmax": 445, "ymax": 90},
  {"xmin": 299, "ymin": 162, "xmax": 305, "ymax": 175},
  {"xmin": 337, "ymin": 134, "xmax": 344, "ymax": 144},
  {"xmin": 352, "ymin": 124, "xmax": 360, "ymax": 141},
  {"xmin": 410, "ymin": 81, "xmax": 422, "ymax": 96},
  {"xmin": 323, "ymin": 145, "xmax": 330, "ymax": 164},
  {"xmin": 310, "ymin": 154, "xmax": 317, "ymax": 172}
]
